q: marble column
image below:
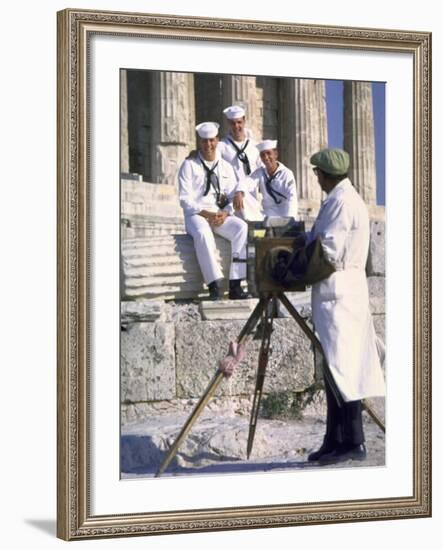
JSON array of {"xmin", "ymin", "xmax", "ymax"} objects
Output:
[
  {"xmin": 279, "ymin": 79, "xmax": 328, "ymax": 207},
  {"xmin": 120, "ymin": 70, "xmax": 130, "ymax": 174},
  {"xmin": 150, "ymin": 72, "xmax": 196, "ymax": 185},
  {"xmin": 222, "ymin": 75, "xmax": 261, "ymax": 140},
  {"xmin": 343, "ymin": 81, "xmax": 377, "ymax": 205}
]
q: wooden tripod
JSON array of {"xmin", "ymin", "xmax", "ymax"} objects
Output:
[{"xmin": 155, "ymin": 292, "xmax": 385, "ymax": 477}]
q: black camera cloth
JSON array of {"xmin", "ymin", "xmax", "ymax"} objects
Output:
[{"xmin": 267, "ymin": 236, "xmax": 336, "ymax": 287}]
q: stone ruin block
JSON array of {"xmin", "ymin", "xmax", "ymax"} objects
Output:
[
  {"xmin": 367, "ymin": 219, "xmax": 385, "ymax": 276},
  {"xmin": 175, "ymin": 319, "xmax": 315, "ymax": 399},
  {"xmin": 121, "ymin": 322, "xmax": 175, "ymax": 403}
]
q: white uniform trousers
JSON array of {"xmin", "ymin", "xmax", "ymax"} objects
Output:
[{"xmin": 185, "ymin": 214, "xmax": 248, "ymax": 284}]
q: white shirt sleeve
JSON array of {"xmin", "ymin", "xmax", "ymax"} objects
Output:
[
  {"xmin": 220, "ymin": 161, "xmax": 238, "ymax": 215},
  {"xmin": 285, "ymin": 173, "xmax": 297, "ymax": 198},
  {"xmin": 236, "ymin": 171, "xmax": 260, "ymax": 196},
  {"xmin": 280, "ymin": 171, "xmax": 298, "ymax": 217},
  {"xmin": 178, "ymin": 160, "xmax": 201, "ymax": 216}
]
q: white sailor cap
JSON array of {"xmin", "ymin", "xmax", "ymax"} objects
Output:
[
  {"xmin": 223, "ymin": 105, "xmax": 246, "ymax": 120},
  {"xmin": 257, "ymin": 139, "xmax": 278, "ymax": 152},
  {"xmin": 195, "ymin": 122, "xmax": 220, "ymax": 139}
]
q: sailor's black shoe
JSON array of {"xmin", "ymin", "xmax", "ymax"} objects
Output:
[
  {"xmin": 208, "ymin": 280, "xmax": 222, "ymax": 301},
  {"xmin": 228, "ymin": 279, "xmax": 250, "ymax": 300}
]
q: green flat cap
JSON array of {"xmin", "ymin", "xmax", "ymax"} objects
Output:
[{"xmin": 310, "ymin": 148, "xmax": 350, "ymax": 176}]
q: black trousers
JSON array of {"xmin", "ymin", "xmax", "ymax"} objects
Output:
[{"xmin": 323, "ymin": 366, "xmax": 365, "ymax": 448}]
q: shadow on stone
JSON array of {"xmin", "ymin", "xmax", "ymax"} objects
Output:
[
  {"xmin": 174, "ymin": 459, "xmax": 308, "ymax": 474},
  {"xmin": 120, "ymin": 433, "xmax": 243, "ymax": 475},
  {"xmin": 121, "ymin": 434, "xmax": 166, "ymax": 474},
  {"xmin": 175, "ymin": 450, "xmax": 241, "ymax": 466}
]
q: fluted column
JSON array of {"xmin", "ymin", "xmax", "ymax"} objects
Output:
[
  {"xmin": 279, "ymin": 79, "xmax": 328, "ymax": 207},
  {"xmin": 222, "ymin": 75, "xmax": 261, "ymax": 139},
  {"xmin": 120, "ymin": 70, "xmax": 130, "ymax": 174},
  {"xmin": 313, "ymin": 80, "xmax": 328, "ymax": 155},
  {"xmin": 151, "ymin": 72, "xmax": 196, "ymax": 185},
  {"xmin": 344, "ymin": 81, "xmax": 377, "ymax": 205}
]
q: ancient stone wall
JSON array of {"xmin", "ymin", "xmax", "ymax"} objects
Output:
[
  {"xmin": 121, "ymin": 298, "xmax": 315, "ymax": 424},
  {"xmin": 120, "ymin": 215, "xmax": 385, "ymax": 425}
]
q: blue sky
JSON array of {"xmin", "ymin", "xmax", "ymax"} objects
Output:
[{"xmin": 325, "ymin": 80, "xmax": 385, "ymax": 205}]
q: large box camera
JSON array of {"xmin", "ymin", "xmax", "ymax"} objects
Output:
[{"xmin": 246, "ymin": 217, "xmax": 306, "ymax": 295}]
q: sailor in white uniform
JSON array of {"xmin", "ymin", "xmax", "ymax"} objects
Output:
[
  {"xmin": 218, "ymin": 105, "xmax": 264, "ymax": 221},
  {"xmin": 177, "ymin": 121, "xmax": 249, "ymax": 300},
  {"xmin": 235, "ymin": 140, "xmax": 298, "ymax": 219},
  {"xmin": 218, "ymin": 105, "xmax": 261, "ymax": 181}
]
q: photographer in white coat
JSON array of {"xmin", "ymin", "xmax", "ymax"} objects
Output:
[
  {"xmin": 234, "ymin": 139, "xmax": 298, "ymax": 219},
  {"xmin": 178, "ymin": 121, "xmax": 249, "ymax": 301},
  {"xmin": 304, "ymin": 148, "xmax": 385, "ymax": 464}
]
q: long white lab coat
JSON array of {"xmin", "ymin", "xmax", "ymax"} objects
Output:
[{"xmin": 308, "ymin": 179, "xmax": 385, "ymax": 402}]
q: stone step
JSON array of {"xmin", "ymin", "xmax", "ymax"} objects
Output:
[
  {"xmin": 121, "ymin": 234, "xmax": 233, "ymax": 300},
  {"xmin": 122, "ymin": 223, "xmax": 186, "ymax": 240},
  {"xmin": 121, "ymin": 218, "xmax": 384, "ymax": 300},
  {"xmin": 121, "ymin": 179, "xmax": 184, "ymax": 220},
  {"xmin": 123, "ymin": 246, "xmax": 196, "ymax": 262},
  {"xmin": 124, "ymin": 266, "xmax": 203, "ymax": 279}
]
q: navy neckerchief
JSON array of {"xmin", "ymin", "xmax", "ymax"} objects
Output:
[
  {"xmin": 200, "ymin": 157, "xmax": 221, "ymax": 201},
  {"xmin": 264, "ymin": 167, "xmax": 286, "ymax": 204},
  {"xmin": 227, "ymin": 138, "xmax": 251, "ymax": 175}
]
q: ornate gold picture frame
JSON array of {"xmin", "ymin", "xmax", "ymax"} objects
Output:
[{"xmin": 57, "ymin": 8, "xmax": 431, "ymax": 540}]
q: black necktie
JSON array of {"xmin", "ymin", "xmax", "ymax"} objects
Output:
[
  {"xmin": 200, "ymin": 158, "xmax": 221, "ymax": 201},
  {"xmin": 228, "ymin": 138, "xmax": 251, "ymax": 175},
  {"xmin": 264, "ymin": 168, "xmax": 286, "ymax": 204}
]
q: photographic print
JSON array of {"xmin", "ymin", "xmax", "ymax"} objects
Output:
[
  {"xmin": 120, "ymin": 69, "xmax": 387, "ymax": 479},
  {"xmin": 57, "ymin": 8, "xmax": 430, "ymax": 540}
]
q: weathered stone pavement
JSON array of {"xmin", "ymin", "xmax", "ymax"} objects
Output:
[{"xmin": 121, "ymin": 412, "xmax": 385, "ymax": 478}]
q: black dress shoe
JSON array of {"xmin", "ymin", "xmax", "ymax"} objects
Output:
[
  {"xmin": 208, "ymin": 280, "xmax": 222, "ymax": 301},
  {"xmin": 228, "ymin": 280, "xmax": 250, "ymax": 300},
  {"xmin": 318, "ymin": 443, "xmax": 367, "ymax": 465},
  {"xmin": 308, "ymin": 443, "xmax": 337, "ymax": 462}
]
